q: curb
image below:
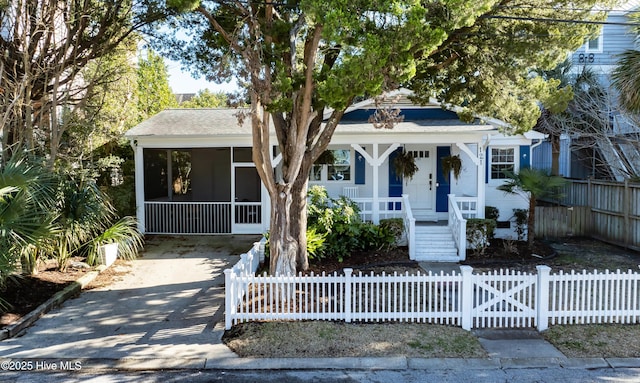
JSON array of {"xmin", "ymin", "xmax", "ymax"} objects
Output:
[
  {"xmin": 2, "ymin": 356, "xmax": 640, "ymax": 372},
  {"xmin": 0, "ymin": 265, "xmax": 108, "ymax": 341}
]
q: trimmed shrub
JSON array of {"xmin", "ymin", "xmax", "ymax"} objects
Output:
[{"xmin": 466, "ymin": 218, "xmax": 496, "ymax": 256}]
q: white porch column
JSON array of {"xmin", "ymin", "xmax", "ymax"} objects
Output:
[
  {"xmin": 456, "ymin": 142, "xmax": 485, "ymax": 219},
  {"xmin": 372, "ymin": 144, "xmax": 380, "ymax": 223},
  {"xmin": 477, "ymin": 145, "xmax": 486, "ymax": 218},
  {"xmin": 133, "ymin": 142, "xmax": 146, "ymax": 233}
]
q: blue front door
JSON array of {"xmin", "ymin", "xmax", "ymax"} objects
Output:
[
  {"xmin": 388, "ymin": 147, "xmax": 403, "ymax": 211},
  {"xmin": 436, "ymin": 146, "xmax": 451, "ymax": 212}
]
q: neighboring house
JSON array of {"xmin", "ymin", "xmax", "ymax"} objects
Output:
[
  {"xmin": 533, "ymin": 4, "xmax": 640, "ymax": 180},
  {"xmin": 126, "ymin": 90, "xmax": 545, "ymax": 261}
]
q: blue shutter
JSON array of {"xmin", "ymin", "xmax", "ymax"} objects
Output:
[
  {"xmin": 355, "ymin": 149, "xmax": 365, "ymax": 185},
  {"xmin": 436, "ymin": 146, "xmax": 451, "ymax": 212},
  {"xmin": 388, "ymin": 148, "xmax": 403, "ymax": 210},
  {"xmin": 520, "ymin": 145, "xmax": 531, "ymax": 169},
  {"xmin": 485, "ymin": 147, "xmax": 489, "ymax": 183}
]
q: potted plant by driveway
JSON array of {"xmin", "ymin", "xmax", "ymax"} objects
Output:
[{"xmin": 88, "ymin": 216, "xmax": 144, "ymax": 267}]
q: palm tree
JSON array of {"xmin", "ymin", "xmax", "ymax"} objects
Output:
[
  {"xmin": 52, "ymin": 167, "xmax": 143, "ymax": 271},
  {"xmin": 612, "ymin": 13, "xmax": 640, "ymax": 114},
  {"xmin": 612, "ymin": 49, "xmax": 640, "ymax": 114},
  {"xmin": 497, "ymin": 168, "xmax": 567, "ymax": 248},
  {"xmin": 0, "ymin": 154, "xmax": 57, "ymax": 310}
]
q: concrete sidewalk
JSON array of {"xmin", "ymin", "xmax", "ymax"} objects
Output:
[{"xmin": 1, "ymin": 237, "xmax": 640, "ymax": 373}]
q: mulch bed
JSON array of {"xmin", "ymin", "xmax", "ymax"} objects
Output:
[
  {"xmin": 304, "ymin": 239, "xmax": 558, "ymax": 275},
  {"xmin": 305, "ymin": 247, "xmax": 419, "ymax": 274},
  {"xmin": 1, "ymin": 258, "xmax": 130, "ymax": 329},
  {"xmin": 0, "ymin": 260, "xmax": 87, "ymax": 327}
]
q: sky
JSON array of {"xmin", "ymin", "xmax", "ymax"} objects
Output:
[{"xmin": 165, "ymin": 59, "xmax": 239, "ymax": 95}]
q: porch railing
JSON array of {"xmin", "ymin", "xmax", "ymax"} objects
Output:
[
  {"xmin": 454, "ymin": 196, "xmax": 478, "ymax": 219},
  {"xmin": 144, "ymin": 201, "xmax": 263, "ymax": 234},
  {"xmin": 448, "ymin": 194, "xmax": 467, "ymax": 261},
  {"xmin": 352, "ymin": 197, "xmax": 404, "ymax": 222},
  {"xmin": 144, "ymin": 201, "xmax": 233, "ymax": 234},
  {"xmin": 235, "ymin": 202, "xmax": 262, "ymax": 224},
  {"xmin": 401, "ymin": 194, "xmax": 416, "ymax": 260}
]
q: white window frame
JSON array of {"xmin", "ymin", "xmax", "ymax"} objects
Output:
[
  {"xmin": 309, "ymin": 148, "xmax": 353, "ymax": 183},
  {"xmin": 489, "ymin": 147, "xmax": 516, "ymax": 181},
  {"xmin": 585, "ymin": 32, "xmax": 603, "ymax": 53}
]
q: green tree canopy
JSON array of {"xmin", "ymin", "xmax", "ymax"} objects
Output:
[
  {"xmin": 137, "ymin": 50, "xmax": 178, "ymax": 119},
  {"xmin": 179, "ymin": 89, "xmax": 228, "ymax": 108},
  {"xmin": 154, "ymin": 0, "xmax": 613, "ymax": 275},
  {"xmin": 0, "ymin": 0, "xmax": 165, "ymax": 162}
]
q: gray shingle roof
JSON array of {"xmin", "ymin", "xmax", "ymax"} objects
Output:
[
  {"xmin": 125, "ymin": 108, "xmax": 497, "ymax": 138},
  {"xmin": 125, "ymin": 108, "xmax": 253, "ymax": 137}
]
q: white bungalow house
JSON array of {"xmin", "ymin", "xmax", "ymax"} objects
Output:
[{"xmin": 126, "ymin": 90, "xmax": 545, "ymax": 262}]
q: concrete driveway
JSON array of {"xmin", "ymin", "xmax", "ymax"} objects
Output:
[{"xmin": 0, "ymin": 235, "xmax": 260, "ymax": 363}]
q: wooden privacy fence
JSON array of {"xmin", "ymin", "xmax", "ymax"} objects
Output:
[
  {"xmin": 535, "ymin": 206, "xmax": 591, "ymax": 239},
  {"xmin": 225, "ymin": 253, "xmax": 640, "ymax": 331},
  {"xmin": 538, "ymin": 179, "xmax": 640, "ymax": 251}
]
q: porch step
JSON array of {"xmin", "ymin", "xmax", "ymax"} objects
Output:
[
  {"xmin": 412, "ymin": 225, "xmax": 460, "ymax": 261},
  {"xmin": 412, "ymin": 209, "xmax": 438, "ymax": 222}
]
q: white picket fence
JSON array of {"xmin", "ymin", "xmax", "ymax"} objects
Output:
[{"xmin": 224, "ymin": 247, "xmax": 640, "ymax": 331}]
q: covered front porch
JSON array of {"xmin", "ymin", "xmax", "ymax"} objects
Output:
[{"xmin": 132, "ymin": 139, "xmax": 487, "ymax": 262}]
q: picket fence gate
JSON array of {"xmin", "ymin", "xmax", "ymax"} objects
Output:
[{"xmin": 224, "ymin": 243, "xmax": 640, "ymax": 331}]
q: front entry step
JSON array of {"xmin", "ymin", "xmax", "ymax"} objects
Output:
[
  {"xmin": 411, "ymin": 209, "xmax": 438, "ymax": 222},
  {"xmin": 413, "ymin": 225, "xmax": 460, "ymax": 261}
]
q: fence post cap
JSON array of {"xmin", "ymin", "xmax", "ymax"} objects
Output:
[
  {"xmin": 536, "ymin": 265, "xmax": 552, "ymax": 272},
  {"xmin": 224, "ymin": 269, "xmax": 233, "ymax": 275},
  {"xmin": 459, "ymin": 265, "xmax": 473, "ymax": 273}
]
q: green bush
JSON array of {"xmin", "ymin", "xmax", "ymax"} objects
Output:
[
  {"xmin": 307, "ymin": 186, "xmax": 362, "ymax": 261},
  {"xmin": 263, "ymin": 186, "xmax": 403, "ymax": 265},
  {"xmin": 485, "ymin": 206, "xmax": 499, "ymax": 221},
  {"xmin": 306, "ymin": 228, "xmax": 327, "ymax": 260},
  {"xmin": 512, "ymin": 209, "xmax": 528, "ymax": 241},
  {"xmin": 379, "ymin": 218, "xmax": 404, "ymax": 246},
  {"xmin": 307, "ymin": 186, "xmax": 400, "ymax": 262},
  {"xmin": 466, "ymin": 218, "xmax": 496, "ymax": 256}
]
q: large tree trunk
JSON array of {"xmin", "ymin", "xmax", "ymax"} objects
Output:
[
  {"xmin": 291, "ymin": 173, "xmax": 309, "ymax": 272},
  {"xmin": 268, "ymin": 162, "xmax": 311, "ymax": 276},
  {"xmin": 550, "ymin": 133, "xmax": 560, "ymax": 176},
  {"xmin": 268, "ymin": 182, "xmax": 307, "ymax": 276}
]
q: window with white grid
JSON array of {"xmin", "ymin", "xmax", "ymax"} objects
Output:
[{"xmin": 490, "ymin": 147, "xmax": 515, "ymax": 180}]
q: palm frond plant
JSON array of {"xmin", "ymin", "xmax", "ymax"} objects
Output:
[
  {"xmin": 497, "ymin": 168, "xmax": 567, "ymax": 248},
  {"xmin": 53, "ymin": 171, "xmax": 112, "ymax": 271},
  {"xmin": 52, "ymin": 167, "xmax": 144, "ymax": 270},
  {"xmin": 85, "ymin": 216, "xmax": 144, "ymax": 265},
  {"xmin": 612, "ymin": 12, "xmax": 640, "ymax": 115},
  {"xmin": 0, "ymin": 154, "xmax": 57, "ymax": 310}
]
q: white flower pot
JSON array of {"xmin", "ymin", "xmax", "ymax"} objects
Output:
[{"xmin": 99, "ymin": 243, "xmax": 118, "ymax": 267}]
